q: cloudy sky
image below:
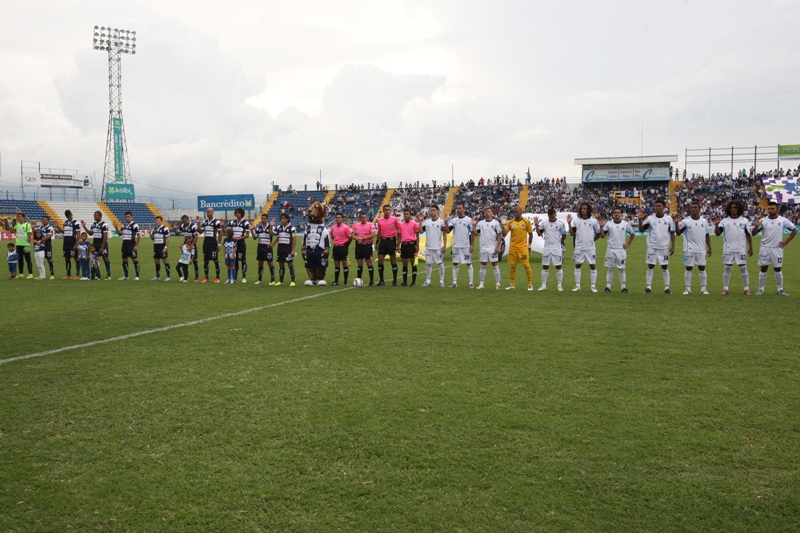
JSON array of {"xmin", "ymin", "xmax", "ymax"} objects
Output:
[{"xmin": 1, "ymin": 0, "xmax": 798, "ymax": 203}]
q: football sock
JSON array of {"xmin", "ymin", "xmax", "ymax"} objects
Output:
[
  {"xmin": 685, "ymin": 270, "xmax": 692, "ymax": 289},
  {"xmin": 269, "ymin": 265, "xmax": 275, "ymax": 281},
  {"xmin": 49, "ymin": 261, "xmax": 54, "ymax": 276},
  {"xmin": 452, "ymin": 264, "xmax": 459, "ymax": 283},
  {"xmin": 368, "ymin": 266, "xmax": 374, "ymax": 282},
  {"xmin": 542, "ymin": 269, "xmax": 549, "ymax": 286},
  {"xmin": 589, "ymin": 269, "xmax": 597, "ymax": 286},
  {"xmin": 425, "ymin": 263, "xmax": 432, "ymax": 282},
  {"xmin": 242, "ymin": 262, "xmax": 247, "ymax": 278},
  {"xmin": 193, "ymin": 260, "xmax": 199, "ymax": 278},
  {"xmin": 776, "ymin": 271, "xmax": 784, "ymax": 291},
  {"xmin": 467, "ymin": 264, "xmax": 474, "ymax": 284},
  {"xmin": 215, "ymin": 261, "xmax": 221, "ymax": 278},
  {"xmin": 411, "ymin": 266, "xmax": 416, "ymax": 284},
  {"xmin": 259, "ymin": 266, "xmax": 264, "ymax": 281},
  {"xmin": 378, "ymin": 264, "xmax": 385, "ymax": 281},
  {"xmin": 344, "ymin": 267, "xmax": 349, "ymax": 285},
  {"xmin": 402, "ymin": 266, "xmax": 407, "ymax": 284},
  {"xmin": 105, "ymin": 261, "xmax": 111, "ymax": 277},
  {"xmin": 739, "ymin": 265, "xmax": 749, "ymax": 290},
  {"xmin": 524, "ymin": 263, "xmax": 533, "ymax": 285},
  {"xmin": 662, "ymin": 269, "xmax": 670, "ymax": 288},
  {"xmin": 723, "ymin": 265, "xmax": 732, "ymax": 289},
  {"xmin": 606, "ymin": 269, "xmax": 613, "ymax": 288},
  {"xmin": 65, "ymin": 261, "xmax": 71, "ymax": 276},
  {"xmin": 335, "ymin": 267, "xmax": 340, "ymax": 284},
  {"xmin": 156, "ymin": 264, "xmax": 161, "ymax": 277},
  {"xmin": 392, "ymin": 265, "xmax": 398, "ymax": 282},
  {"xmin": 134, "ymin": 262, "xmax": 140, "ymax": 277},
  {"xmin": 165, "ymin": 264, "xmax": 171, "ymax": 278},
  {"xmin": 123, "ymin": 262, "xmax": 129, "ymax": 277},
  {"xmin": 619, "ymin": 269, "xmax": 626, "ymax": 288},
  {"xmin": 279, "ymin": 267, "xmax": 285, "ymax": 282},
  {"xmin": 509, "ymin": 264, "xmax": 516, "ymax": 284},
  {"xmin": 204, "ymin": 262, "xmax": 209, "ymax": 279},
  {"xmin": 358, "ymin": 265, "xmax": 363, "ymax": 279},
  {"xmin": 289, "ymin": 265, "xmax": 296, "ymax": 281},
  {"xmin": 556, "ymin": 269, "xmax": 563, "ymax": 285},
  {"xmin": 439, "ymin": 263, "xmax": 446, "ymax": 284},
  {"xmin": 759, "ymin": 271, "xmax": 767, "ymax": 290},
  {"xmin": 480, "ymin": 265, "xmax": 486, "ymax": 283},
  {"xmin": 232, "ymin": 267, "xmax": 236, "ymax": 282},
  {"xmin": 493, "ymin": 265, "xmax": 501, "ymax": 284},
  {"xmin": 646, "ymin": 268, "xmax": 654, "ymax": 287},
  {"xmin": 574, "ymin": 267, "xmax": 581, "ymax": 286},
  {"xmin": 699, "ymin": 270, "xmax": 707, "ymax": 289}
]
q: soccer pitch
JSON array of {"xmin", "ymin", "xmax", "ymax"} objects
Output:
[{"xmin": 1, "ymin": 237, "xmax": 799, "ymax": 531}]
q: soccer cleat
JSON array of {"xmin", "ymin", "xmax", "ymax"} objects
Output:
[
  {"xmin": 369, "ymin": 282, "xmax": 375, "ymax": 287},
  {"xmin": 255, "ymin": 280, "xmax": 262, "ymax": 285},
  {"xmin": 62, "ymin": 275, "xmax": 71, "ymax": 280},
  {"xmin": 590, "ymin": 285, "xmax": 597, "ymax": 293},
  {"xmin": 377, "ymin": 280, "xmax": 385, "ymax": 286},
  {"xmin": 572, "ymin": 285, "xmax": 580, "ymax": 292},
  {"xmin": 73, "ymin": 276, "xmax": 81, "ymax": 280},
  {"xmin": 392, "ymin": 281, "xmax": 398, "ymax": 286},
  {"xmin": 269, "ymin": 281, "xmax": 277, "ymax": 286},
  {"xmin": 118, "ymin": 276, "xmax": 128, "ymax": 281},
  {"xmin": 621, "ymin": 288, "xmax": 629, "ymax": 293},
  {"xmin": 469, "ymin": 283, "xmax": 475, "ymax": 289},
  {"xmin": 528, "ymin": 285, "xmax": 534, "ymax": 291},
  {"xmin": 603, "ymin": 287, "xmax": 611, "ymax": 292},
  {"xmin": 476, "ymin": 283, "xmax": 484, "ymax": 289},
  {"xmin": 399, "ymin": 282, "xmax": 406, "ymax": 286},
  {"xmin": 505, "ymin": 285, "xmax": 516, "ymax": 290},
  {"xmin": 448, "ymin": 283, "xmax": 457, "ymax": 288},
  {"xmin": 755, "ymin": 289, "xmax": 764, "ymax": 296},
  {"xmin": 134, "ymin": 277, "xmax": 139, "ymax": 281},
  {"xmin": 743, "ymin": 290, "xmax": 751, "ymax": 296},
  {"xmin": 496, "ymin": 284, "xmax": 501, "ymax": 290},
  {"xmin": 106, "ymin": 276, "xmax": 111, "ymax": 280},
  {"xmin": 164, "ymin": 277, "xmax": 171, "ymax": 282},
  {"xmin": 664, "ymin": 288, "xmax": 671, "ymax": 294},
  {"xmin": 644, "ymin": 288, "xmax": 652, "ymax": 294},
  {"xmin": 439, "ymin": 282, "xmax": 445, "ymax": 288},
  {"xmin": 422, "ymin": 281, "xmax": 431, "ymax": 287},
  {"xmin": 275, "ymin": 281, "xmax": 283, "ymax": 286},
  {"xmin": 26, "ymin": 274, "xmax": 33, "ymax": 279},
  {"xmin": 721, "ymin": 289, "xmax": 729, "ymax": 295},
  {"xmin": 410, "ymin": 283, "xmax": 416, "ymax": 287},
  {"xmin": 700, "ymin": 289, "xmax": 709, "ymax": 295},
  {"xmin": 179, "ymin": 277, "xmax": 184, "ymax": 282},
  {"xmin": 538, "ymin": 285, "xmax": 547, "ymax": 291},
  {"xmin": 151, "ymin": 277, "xmax": 160, "ymax": 281},
  {"xmin": 289, "ymin": 281, "xmax": 296, "ymax": 287},
  {"xmin": 181, "ymin": 279, "xmax": 188, "ymax": 283},
  {"xmin": 241, "ymin": 278, "xmax": 246, "ymax": 284},
  {"xmin": 683, "ymin": 289, "xmax": 691, "ymax": 295},
  {"xmin": 557, "ymin": 285, "xmax": 563, "ymax": 292},
  {"xmin": 214, "ymin": 278, "xmax": 220, "ymax": 283},
  {"xmin": 49, "ymin": 275, "xmax": 54, "ymax": 280},
  {"xmin": 778, "ymin": 289, "xmax": 789, "ymax": 296},
  {"xmin": 332, "ymin": 281, "xmax": 339, "ymax": 286},
  {"xmin": 201, "ymin": 278, "xmax": 209, "ymax": 283}
]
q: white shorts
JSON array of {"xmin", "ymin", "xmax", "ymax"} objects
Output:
[
  {"xmin": 424, "ymin": 249, "xmax": 443, "ymax": 264},
  {"xmin": 573, "ymin": 249, "xmax": 596, "ymax": 265},
  {"xmin": 452, "ymin": 247, "xmax": 472, "ymax": 264},
  {"xmin": 604, "ymin": 249, "xmax": 627, "ymax": 269},
  {"xmin": 542, "ymin": 250, "xmax": 563, "ymax": 267},
  {"xmin": 723, "ymin": 252, "xmax": 748, "ymax": 265},
  {"xmin": 683, "ymin": 252, "xmax": 707, "ymax": 268},
  {"xmin": 757, "ymin": 247, "xmax": 783, "ymax": 268},
  {"xmin": 479, "ymin": 249, "xmax": 499, "ymax": 263},
  {"xmin": 646, "ymin": 247, "xmax": 670, "ymax": 266}
]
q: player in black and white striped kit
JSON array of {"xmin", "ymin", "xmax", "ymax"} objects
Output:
[
  {"xmin": 229, "ymin": 207, "xmax": 251, "ymax": 283},
  {"xmin": 59, "ymin": 210, "xmax": 81, "ymax": 279},
  {"xmin": 252, "ymin": 213, "xmax": 276, "ymax": 285},
  {"xmin": 39, "ymin": 215, "xmax": 56, "ymax": 279},
  {"xmin": 150, "ymin": 216, "xmax": 172, "ymax": 281},
  {"xmin": 113, "ymin": 211, "xmax": 141, "ymax": 280},
  {"xmin": 81, "ymin": 211, "xmax": 112, "ymax": 279},
  {"xmin": 177, "ymin": 215, "xmax": 200, "ymax": 281},
  {"xmin": 199, "ymin": 208, "xmax": 222, "ymax": 283}
]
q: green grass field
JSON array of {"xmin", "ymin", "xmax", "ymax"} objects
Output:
[{"xmin": 1, "ymin": 237, "xmax": 799, "ymax": 532}]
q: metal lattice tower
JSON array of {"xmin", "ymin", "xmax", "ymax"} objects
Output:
[{"xmin": 93, "ymin": 26, "xmax": 137, "ymax": 200}]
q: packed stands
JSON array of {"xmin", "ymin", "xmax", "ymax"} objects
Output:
[
  {"xmin": 104, "ymin": 202, "xmax": 160, "ymax": 230},
  {"xmin": 453, "ymin": 181, "xmax": 521, "ymax": 220},
  {"xmin": 389, "ymin": 185, "xmax": 450, "ymax": 218},
  {"xmin": 674, "ymin": 170, "xmax": 768, "ymax": 219},
  {"xmin": 264, "ymin": 190, "xmax": 330, "ymax": 231},
  {"xmin": 327, "ymin": 185, "xmax": 388, "ymax": 224}
]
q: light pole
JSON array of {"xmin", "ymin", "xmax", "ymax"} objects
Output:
[{"xmin": 93, "ymin": 26, "xmax": 137, "ymax": 201}]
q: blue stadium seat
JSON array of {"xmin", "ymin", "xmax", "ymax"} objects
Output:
[
  {"xmin": 104, "ymin": 202, "xmax": 158, "ymax": 228},
  {"xmin": 0, "ymin": 200, "xmax": 49, "ymax": 222}
]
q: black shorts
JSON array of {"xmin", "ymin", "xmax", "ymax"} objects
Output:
[
  {"xmin": 92, "ymin": 239, "xmax": 109, "ymax": 258},
  {"xmin": 235, "ymin": 240, "xmax": 247, "ymax": 261},
  {"xmin": 333, "ymin": 244, "xmax": 349, "ymax": 262},
  {"xmin": 355, "ymin": 243, "xmax": 373, "ymax": 260},
  {"xmin": 122, "ymin": 242, "xmax": 138, "ymax": 259},
  {"xmin": 153, "ymin": 244, "xmax": 168, "ymax": 259},
  {"xmin": 378, "ymin": 238, "xmax": 396, "ymax": 256},
  {"xmin": 400, "ymin": 242, "xmax": 417, "ymax": 259},
  {"xmin": 63, "ymin": 238, "xmax": 76, "ymax": 258},
  {"xmin": 44, "ymin": 248, "xmax": 53, "ymax": 260},
  {"xmin": 203, "ymin": 238, "xmax": 218, "ymax": 261},
  {"xmin": 306, "ymin": 248, "xmax": 328, "ymax": 269},
  {"xmin": 277, "ymin": 245, "xmax": 294, "ymax": 263},
  {"xmin": 256, "ymin": 244, "xmax": 273, "ymax": 262}
]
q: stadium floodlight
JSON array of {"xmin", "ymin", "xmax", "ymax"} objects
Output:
[{"xmin": 92, "ymin": 26, "xmax": 137, "ymax": 200}]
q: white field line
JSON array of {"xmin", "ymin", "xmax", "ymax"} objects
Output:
[{"xmin": 0, "ymin": 288, "xmax": 352, "ymax": 366}]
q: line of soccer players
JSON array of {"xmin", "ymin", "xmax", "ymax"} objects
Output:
[{"xmin": 40, "ymin": 198, "xmax": 798, "ymax": 295}]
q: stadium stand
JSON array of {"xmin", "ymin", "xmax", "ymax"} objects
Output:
[
  {"xmin": 38, "ymin": 201, "xmax": 63, "ymax": 226},
  {"xmin": 104, "ymin": 202, "xmax": 160, "ymax": 230},
  {"xmin": 389, "ymin": 185, "xmax": 450, "ymax": 218},
  {"xmin": 46, "ymin": 202, "xmax": 107, "ymax": 234},
  {"xmin": 454, "ymin": 182, "xmax": 521, "ymax": 220},
  {"xmin": 327, "ymin": 187, "xmax": 388, "ymax": 224},
  {"xmin": 264, "ymin": 190, "xmax": 330, "ymax": 230},
  {"xmin": 0, "ymin": 199, "xmax": 50, "ymax": 222}
]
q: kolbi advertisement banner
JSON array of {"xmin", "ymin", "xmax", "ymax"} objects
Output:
[
  {"xmin": 197, "ymin": 194, "xmax": 256, "ymax": 211},
  {"xmin": 105, "ymin": 183, "xmax": 136, "ymax": 200}
]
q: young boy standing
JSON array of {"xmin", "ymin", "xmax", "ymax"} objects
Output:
[
  {"xmin": 223, "ymin": 228, "xmax": 238, "ymax": 284},
  {"xmin": 7, "ymin": 243, "xmax": 18, "ymax": 279}
]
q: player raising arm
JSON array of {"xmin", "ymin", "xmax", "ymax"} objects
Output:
[{"xmin": 752, "ymin": 201, "xmax": 797, "ymax": 296}]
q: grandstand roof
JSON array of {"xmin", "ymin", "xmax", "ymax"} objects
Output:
[{"xmin": 574, "ymin": 155, "xmax": 678, "ymax": 166}]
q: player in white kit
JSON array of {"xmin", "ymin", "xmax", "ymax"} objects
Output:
[
  {"xmin": 475, "ymin": 207, "xmax": 503, "ymax": 289},
  {"xmin": 638, "ymin": 199, "xmax": 675, "ymax": 294},
  {"xmin": 534, "ymin": 208, "xmax": 567, "ymax": 291},
  {"xmin": 419, "ymin": 206, "xmax": 447, "ymax": 288},
  {"xmin": 568, "ymin": 203, "xmax": 603, "ymax": 292},
  {"xmin": 448, "ymin": 204, "xmax": 475, "ymax": 288},
  {"xmin": 601, "ymin": 207, "xmax": 635, "ymax": 292},
  {"xmin": 752, "ymin": 201, "xmax": 797, "ymax": 296},
  {"xmin": 714, "ymin": 199, "xmax": 753, "ymax": 295},
  {"xmin": 675, "ymin": 200, "xmax": 712, "ymax": 295}
]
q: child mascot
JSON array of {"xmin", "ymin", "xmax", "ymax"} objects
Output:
[{"xmin": 302, "ymin": 201, "xmax": 331, "ymax": 286}]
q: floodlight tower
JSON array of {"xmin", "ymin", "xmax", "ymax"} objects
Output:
[{"xmin": 93, "ymin": 26, "xmax": 137, "ymax": 200}]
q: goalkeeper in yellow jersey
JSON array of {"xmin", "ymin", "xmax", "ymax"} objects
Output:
[{"xmin": 503, "ymin": 206, "xmax": 534, "ymax": 290}]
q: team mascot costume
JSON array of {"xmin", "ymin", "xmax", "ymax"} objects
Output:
[{"xmin": 303, "ymin": 201, "xmax": 330, "ymax": 286}]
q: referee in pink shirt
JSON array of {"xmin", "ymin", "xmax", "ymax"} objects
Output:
[
  {"xmin": 398, "ymin": 208, "xmax": 420, "ymax": 286},
  {"xmin": 329, "ymin": 212, "xmax": 352, "ymax": 286},
  {"xmin": 375, "ymin": 204, "xmax": 400, "ymax": 286}
]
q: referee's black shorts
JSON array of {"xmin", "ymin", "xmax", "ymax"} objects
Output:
[
  {"xmin": 400, "ymin": 242, "xmax": 416, "ymax": 259},
  {"xmin": 332, "ymin": 244, "xmax": 349, "ymax": 262},
  {"xmin": 355, "ymin": 243, "xmax": 372, "ymax": 260},
  {"xmin": 378, "ymin": 238, "xmax": 396, "ymax": 256}
]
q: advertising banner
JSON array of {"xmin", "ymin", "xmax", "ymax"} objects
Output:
[
  {"xmin": 40, "ymin": 173, "xmax": 84, "ymax": 189},
  {"xmin": 113, "ymin": 117, "xmax": 124, "ymax": 182},
  {"xmin": 197, "ymin": 194, "xmax": 256, "ymax": 211},
  {"xmin": 778, "ymin": 144, "xmax": 800, "ymax": 160},
  {"xmin": 105, "ymin": 183, "xmax": 136, "ymax": 200},
  {"xmin": 582, "ymin": 167, "xmax": 670, "ymax": 183}
]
